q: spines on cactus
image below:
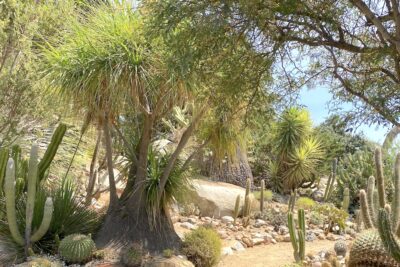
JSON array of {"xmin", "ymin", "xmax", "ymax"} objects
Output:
[
  {"xmin": 260, "ymin": 179, "xmax": 265, "ymax": 212},
  {"xmin": 38, "ymin": 123, "xmax": 67, "ymax": 181},
  {"xmin": 288, "ymin": 209, "xmax": 305, "ymax": 262},
  {"xmin": 288, "ymin": 189, "xmax": 297, "ymax": 212},
  {"xmin": 367, "ymin": 176, "xmax": 377, "ymax": 226},
  {"xmin": 342, "ymin": 187, "xmax": 350, "ymax": 212},
  {"xmin": 374, "ymin": 147, "xmax": 386, "ymax": 208},
  {"xmin": 378, "ymin": 208, "xmax": 400, "ymax": 262},
  {"xmin": 360, "ymin": 189, "xmax": 374, "ymax": 229},
  {"xmin": 4, "ymin": 145, "xmax": 54, "ymax": 256},
  {"xmin": 393, "ymin": 153, "xmax": 400, "ymax": 232},
  {"xmin": 58, "ymin": 234, "xmax": 96, "ymax": 263},
  {"xmin": 0, "ymin": 148, "xmax": 8, "ymax": 191}
]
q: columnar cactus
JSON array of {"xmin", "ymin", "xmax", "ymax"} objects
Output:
[
  {"xmin": 38, "ymin": 123, "xmax": 67, "ymax": 181},
  {"xmin": 288, "ymin": 189, "xmax": 297, "ymax": 212},
  {"xmin": 58, "ymin": 234, "xmax": 96, "ymax": 263},
  {"xmin": 350, "ymin": 148, "xmax": 400, "ymax": 264},
  {"xmin": 243, "ymin": 178, "xmax": 251, "ymax": 217},
  {"xmin": 260, "ymin": 179, "xmax": 265, "ymax": 212},
  {"xmin": 288, "ymin": 209, "xmax": 305, "ymax": 262},
  {"xmin": 342, "ymin": 187, "xmax": 350, "ymax": 212},
  {"xmin": 233, "ymin": 194, "xmax": 240, "ymax": 224},
  {"xmin": 324, "ymin": 158, "xmax": 337, "ymax": 201},
  {"xmin": 4, "ymin": 145, "xmax": 54, "ymax": 256}
]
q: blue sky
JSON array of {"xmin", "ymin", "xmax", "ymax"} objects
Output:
[{"xmin": 298, "ymin": 86, "xmax": 390, "ymax": 144}]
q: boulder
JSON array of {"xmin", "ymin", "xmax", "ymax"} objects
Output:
[
  {"xmin": 187, "ymin": 179, "xmax": 259, "ymax": 218},
  {"xmin": 144, "ymin": 256, "xmax": 194, "ymax": 267}
]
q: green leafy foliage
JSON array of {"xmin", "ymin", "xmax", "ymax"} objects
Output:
[
  {"xmin": 295, "ymin": 197, "xmax": 316, "ymax": 210},
  {"xmin": 182, "ymin": 227, "xmax": 222, "ymax": 267},
  {"xmin": 270, "ymin": 107, "xmax": 323, "ymax": 192},
  {"xmin": 312, "ymin": 204, "xmax": 348, "ymax": 230},
  {"xmin": 253, "ymin": 189, "xmax": 273, "ymax": 202}
]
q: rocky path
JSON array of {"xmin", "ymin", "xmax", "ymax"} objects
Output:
[{"xmin": 217, "ymin": 240, "xmax": 337, "ymax": 267}]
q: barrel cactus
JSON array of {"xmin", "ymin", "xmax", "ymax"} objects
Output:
[
  {"xmin": 333, "ymin": 240, "xmax": 347, "ymax": 257},
  {"xmin": 348, "ymin": 229, "xmax": 400, "ymax": 267},
  {"xmin": 59, "ymin": 234, "xmax": 96, "ymax": 263}
]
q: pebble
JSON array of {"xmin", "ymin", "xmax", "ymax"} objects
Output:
[
  {"xmin": 221, "ymin": 247, "xmax": 234, "ymax": 255},
  {"xmin": 180, "ymin": 222, "xmax": 197, "ymax": 230},
  {"xmin": 231, "ymin": 241, "xmax": 246, "ymax": 251}
]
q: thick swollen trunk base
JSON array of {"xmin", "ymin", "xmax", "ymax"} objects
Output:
[{"xmin": 95, "ymin": 204, "xmax": 181, "ymax": 252}]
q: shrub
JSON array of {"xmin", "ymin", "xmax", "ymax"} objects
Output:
[
  {"xmin": 182, "ymin": 227, "xmax": 222, "ymax": 267},
  {"xmin": 261, "ymin": 209, "xmax": 287, "ymax": 230},
  {"xmin": 253, "ymin": 190, "xmax": 273, "ymax": 201},
  {"xmin": 121, "ymin": 243, "xmax": 144, "ymax": 267},
  {"xmin": 163, "ymin": 249, "xmax": 174, "ymax": 258},
  {"xmin": 309, "ymin": 211, "xmax": 324, "ymax": 226},
  {"xmin": 296, "ymin": 197, "xmax": 316, "ymax": 210},
  {"xmin": 312, "ymin": 204, "xmax": 348, "ymax": 230}
]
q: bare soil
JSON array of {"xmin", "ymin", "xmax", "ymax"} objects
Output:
[{"xmin": 217, "ymin": 240, "xmax": 336, "ymax": 267}]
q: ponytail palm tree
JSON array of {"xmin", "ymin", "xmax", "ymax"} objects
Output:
[{"xmin": 41, "ymin": 2, "xmax": 199, "ymax": 251}]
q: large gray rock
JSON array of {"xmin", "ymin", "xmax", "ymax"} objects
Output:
[{"xmin": 187, "ymin": 179, "xmax": 259, "ymax": 218}]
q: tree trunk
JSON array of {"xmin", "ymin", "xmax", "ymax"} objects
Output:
[
  {"xmin": 95, "ymin": 170, "xmax": 180, "ymax": 252},
  {"xmin": 85, "ymin": 130, "xmax": 102, "ymax": 206},
  {"xmin": 103, "ymin": 113, "xmax": 118, "ymax": 210},
  {"xmin": 208, "ymin": 145, "xmax": 253, "ymax": 187}
]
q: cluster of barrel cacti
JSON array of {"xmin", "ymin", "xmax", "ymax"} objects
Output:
[
  {"xmin": 349, "ymin": 147, "xmax": 400, "ymax": 264},
  {"xmin": 58, "ymin": 234, "xmax": 96, "ymax": 263},
  {"xmin": 288, "ymin": 209, "xmax": 305, "ymax": 262}
]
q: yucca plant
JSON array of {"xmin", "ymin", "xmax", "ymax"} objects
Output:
[
  {"xmin": 145, "ymin": 148, "xmax": 191, "ymax": 223},
  {"xmin": 271, "ymin": 107, "xmax": 323, "ymax": 192}
]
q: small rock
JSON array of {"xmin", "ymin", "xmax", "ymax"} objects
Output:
[
  {"xmin": 221, "ymin": 247, "xmax": 234, "ymax": 255},
  {"xmin": 278, "ymin": 226, "xmax": 289, "ymax": 235},
  {"xmin": 180, "ymin": 222, "xmax": 197, "ymax": 230},
  {"xmin": 254, "ymin": 219, "xmax": 266, "ymax": 227},
  {"xmin": 306, "ymin": 232, "xmax": 316, "ymax": 242},
  {"xmin": 326, "ymin": 233, "xmax": 336, "ymax": 241},
  {"xmin": 187, "ymin": 217, "xmax": 197, "ymax": 224},
  {"xmin": 231, "ymin": 241, "xmax": 246, "ymax": 252},
  {"xmin": 271, "ymin": 238, "xmax": 277, "ymax": 244},
  {"xmin": 252, "ymin": 238, "xmax": 265, "ymax": 246},
  {"xmin": 241, "ymin": 237, "xmax": 254, "ymax": 247},
  {"xmin": 283, "ymin": 234, "xmax": 291, "ymax": 242},
  {"xmin": 217, "ymin": 230, "xmax": 228, "ymax": 239},
  {"xmin": 221, "ymin": 216, "xmax": 234, "ymax": 224},
  {"xmin": 311, "ymin": 262, "xmax": 322, "ymax": 267}
]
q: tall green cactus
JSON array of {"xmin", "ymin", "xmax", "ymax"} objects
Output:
[
  {"xmin": 38, "ymin": 123, "xmax": 67, "ymax": 181},
  {"xmin": 342, "ymin": 187, "xmax": 350, "ymax": 212},
  {"xmin": 353, "ymin": 148, "xmax": 400, "ymax": 263},
  {"xmin": 243, "ymin": 178, "xmax": 251, "ymax": 217},
  {"xmin": 4, "ymin": 145, "xmax": 54, "ymax": 257},
  {"xmin": 288, "ymin": 209, "xmax": 305, "ymax": 262},
  {"xmin": 324, "ymin": 158, "xmax": 337, "ymax": 201},
  {"xmin": 378, "ymin": 208, "xmax": 400, "ymax": 262},
  {"xmin": 233, "ymin": 194, "xmax": 240, "ymax": 224},
  {"xmin": 260, "ymin": 179, "xmax": 265, "ymax": 212},
  {"xmin": 288, "ymin": 189, "xmax": 297, "ymax": 212}
]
